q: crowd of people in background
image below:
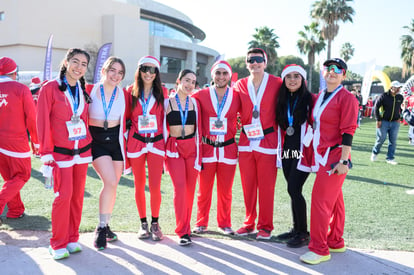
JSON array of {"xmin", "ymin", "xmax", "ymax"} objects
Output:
[{"xmin": 0, "ymin": 47, "xmax": 413, "ymax": 265}]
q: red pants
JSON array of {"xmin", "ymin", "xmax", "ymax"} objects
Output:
[
  {"xmin": 195, "ymin": 162, "xmax": 236, "ymax": 228},
  {"xmin": 238, "ymin": 151, "xmax": 277, "ymax": 231},
  {"xmin": 50, "ymin": 163, "xmax": 88, "ymax": 250},
  {"xmin": 130, "ymin": 153, "xmax": 163, "ymax": 219},
  {"xmin": 0, "ymin": 154, "xmax": 31, "ymax": 218},
  {"xmin": 308, "ymin": 150, "xmax": 346, "ymax": 256},
  {"xmin": 166, "ymin": 138, "xmax": 199, "ymax": 237}
]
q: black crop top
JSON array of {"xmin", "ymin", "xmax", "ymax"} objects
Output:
[{"xmin": 167, "ymin": 99, "xmax": 196, "ymax": 126}]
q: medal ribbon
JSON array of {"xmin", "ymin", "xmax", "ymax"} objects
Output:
[
  {"xmin": 287, "ymin": 95, "xmax": 298, "ymax": 127},
  {"xmin": 140, "ymin": 89, "xmax": 152, "ymax": 116},
  {"xmin": 63, "ymin": 77, "xmax": 79, "ymax": 114},
  {"xmin": 215, "ymin": 88, "xmax": 229, "ymax": 119},
  {"xmin": 175, "ymin": 94, "xmax": 189, "ymax": 131},
  {"xmin": 100, "ymin": 84, "xmax": 117, "ymax": 122}
]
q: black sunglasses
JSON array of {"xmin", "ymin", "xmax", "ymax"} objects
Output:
[
  {"xmin": 139, "ymin": 65, "xmax": 158, "ymax": 74},
  {"xmin": 246, "ymin": 56, "xmax": 265, "ymax": 64}
]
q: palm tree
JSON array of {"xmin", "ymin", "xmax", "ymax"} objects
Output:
[
  {"xmin": 340, "ymin": 42, "xmax": 355, "ymax": 62},
  {"xmin": 401, "ymin": 19, "xmax": 414, "ymax": 77},
  {"xmin": 297, "ymin": 22, "xmax": 326, "ymax": 92},
  {"xmin": 311, "ymin": 0, "xmax": 355, "ymax": 59},
  {"xmin": 248, "ymin": 26, "xmax": 280, "ymax": 74}
]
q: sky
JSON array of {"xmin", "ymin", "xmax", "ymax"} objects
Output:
[{"xmin": 155, "ymin": 0, "xmax": 413, "ymax": 74}]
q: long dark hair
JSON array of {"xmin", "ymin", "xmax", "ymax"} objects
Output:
[
  {"xmin": 58, "ymin": 48, "xmax": 91, "ymax": 103},
  {"xmin": 131, "ymin": 66, "xmax": 164, "ymax": 111},
  {"xmin": 276, "ymin": 77, "xmax": 313, "ymax": 130}
]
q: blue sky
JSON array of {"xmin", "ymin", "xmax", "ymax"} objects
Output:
[{"xmin": 156, "ymin": 0, "xmax": 413, "ymax": 73}]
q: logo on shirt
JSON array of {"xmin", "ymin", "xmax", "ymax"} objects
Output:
[{"xmin": 0, "ymin": 93, "xmax": 8, "ymax": 107}]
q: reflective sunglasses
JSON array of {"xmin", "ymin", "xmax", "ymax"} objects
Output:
[
  {"xmin": 324, "ymin": 64, "xmax": 345, "ymax": 74},
  {"xmin": 246, "ymin": 56, "xmax": 265, "ymax": 64},
  {"xmin": 139, "ymin": 65, "xmax": 158, "ymax": 74}
]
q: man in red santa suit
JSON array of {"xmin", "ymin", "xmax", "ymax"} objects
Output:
[
  {"xmin": 233, "ymin": 48, "xmax": 282, "ymax": 239},
  {"xmin": 192, "ymin": 60, "xmax": 240, "ymax": 235},
  {"xmin": 0, "ymin": 57, "xmax": 39, "ymax": 225}
]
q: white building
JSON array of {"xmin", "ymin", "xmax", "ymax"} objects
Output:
[{"xmin": 0, "ymin": 0, "xmax": 218, "ymax": 86}]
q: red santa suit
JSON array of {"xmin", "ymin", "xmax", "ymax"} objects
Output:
[
  {"xmin": 125, "ymin": 86, "xmax": 165, "ymax": 220},
  {"xmin": 192, "ymin": 86, "xmax": 240, "ymax": 229},
  {"xmin": 0, "ymin": 76, "xmax": 39, "ymax": 218},
  {"xmin": 309, "ymin": 85, "xmax": 358, "ymax": 256},
  {"xmin": 37, "ymin": 78, "xmax": 92, "ymax": 250},
  {"xmin": 164, "ymin": 96, "xmax": 202, "ymax": 238},
  {"xmin": 234, "ymin": 73, "xmax": 282, "ymax": 232}
]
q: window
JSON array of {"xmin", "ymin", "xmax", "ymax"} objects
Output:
[
  {"xmin": 160, "ymin": 56, "xmax": 185, "ymax": 74},
  {"xmin": 0, "ymin": 12, "xmax": 5, "ymax": 21},
  {"xmin": 146, "ymin": 20, "xmax": 192, "ymax": 43}
]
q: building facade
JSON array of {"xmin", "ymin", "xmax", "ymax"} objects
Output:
[{"xmin": 0, "ymin": 0, "xmax": 218, "ymax": 87}]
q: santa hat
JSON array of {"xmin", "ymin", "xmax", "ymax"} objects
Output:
[
  {"xmin": 30, "ymin": 77, "xmax": 42, "ymax": 90},
  {"xmin": 211, "ymin": 60, "xmax": 232, "ymax": 78},
  {"xmin": 0, "ymin": 57, "xmax": 17, "ymax": 76},
  {"xmin": 138, "ymin": 56, "xmax": 160, "ymax": 69},
  {"xmin": 281, "ymin": 64, "xmax": 307, "ymax": 80}
]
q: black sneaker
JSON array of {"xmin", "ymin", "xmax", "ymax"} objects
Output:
[
  {"xmin": 276, "ymin": 229, "xmax": 296, "ymax": 241},
  {"xmin": 287, "ymin": 232, "xmax": 309, "ymax": 248},
  {"xmin": 179, "ymin": 234, "xmax": 192, "ymax": 246},
  {"xmin": 94, "ymin": 226, "xmax": 107, "ymax": 250},
  {"xmin": 106, "ymin": 225, "xmax": 118, "ymax": 242}
]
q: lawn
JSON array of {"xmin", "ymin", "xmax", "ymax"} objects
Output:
[{"xmin": 1, "ymin": 117, "xmax": 414, "ymax": 251}]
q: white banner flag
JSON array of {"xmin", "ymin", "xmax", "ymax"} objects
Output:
[{"xmin": 360, "ymin": 59, "xmax": 376, "ymax": 105}]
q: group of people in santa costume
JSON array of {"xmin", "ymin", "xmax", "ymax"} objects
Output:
[{"xmin": 1, "ymin": 46, "xmax": 359, "ymax": 265}]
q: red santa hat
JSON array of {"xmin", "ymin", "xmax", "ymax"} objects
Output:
[
  {"xmin": 30, "ymin": 77, "xmax": 42, "ymax": 90},
  {"xmin": 281, "ymin": 64, "xmax": 307, "ymax": 80},
  {"xmin": 138, "ymin": 56, "xmax": 160, "ymax": 69},
  {"xmin": 0, "ymin": 57, "xmax": 18, "ymax": 76},
  {"xmin": 211, "ymin": 60, "xmax": 232, "ymax": 78}
]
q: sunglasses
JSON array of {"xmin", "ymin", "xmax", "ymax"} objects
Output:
[
  {"xmin": 246, "ymin": 56, "xmax": 265, "ymax": 64},
  {"xmin": 324, "ymin": 64, "xmax": 345, "ymax": 74},
  {"xmin": 139, "ymin": 65, "xmax": 158, "ymax": 74}
]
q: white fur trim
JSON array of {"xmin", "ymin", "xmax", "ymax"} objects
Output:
[{"xmin": 281, "ymin": 65, "xmax": 307, "ymax": 80}]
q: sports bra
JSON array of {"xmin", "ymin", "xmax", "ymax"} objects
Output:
[
  {"xmin": 166, "ymin": 100, "xmax": 196, "ymax": 126},
  {"xmin": 89, "ymin": 87, "xmax": 123, "ymax": 121}
]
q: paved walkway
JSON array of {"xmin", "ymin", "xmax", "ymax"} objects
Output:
[{"xmin": 1, "ymin": 230, "xmax": 413, "ymax": 274}]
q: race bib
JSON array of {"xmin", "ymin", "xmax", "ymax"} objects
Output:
[
  {"xmin": 138, "ymin": 115, "xmax": 157, "ymax": 133},
  {"xmin": 243, "ymin": 123, "xmax": 264, "ymax": 141},
  {"xmin": 209, "ymin": 117, "xmax": 227, "ymax": 135},
  {"xmin": 66, "ymin": 120, "xmax": 87, "ymax": 140}
]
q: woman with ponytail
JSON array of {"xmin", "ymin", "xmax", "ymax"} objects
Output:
[{"xmin": 37, "ymin": 48, "xmax": 92, "ymax": 260}]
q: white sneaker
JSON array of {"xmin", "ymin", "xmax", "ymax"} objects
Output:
[
  {"xmin": 49, "ymin": 246, "xmax": 70, "ymax": 260},
  {"xmin": 67, "ymin": 242, "xmax": 82, "ymax": 253},
  {"xmin": 192, "ymin": 225, "xmax": 207, "ymax": 234},
  {"xmin": 218, "ymin": 227, "xmax": 235, "ymax": 235},
  {"xmin": 386, "ymin": 159, "xmax": 398, "ymax": 165},
  {"xmin": 370, "ymin": 153, "xmax": 377, "ymax": 162}
]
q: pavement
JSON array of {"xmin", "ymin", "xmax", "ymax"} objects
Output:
[{"xmin": 0, "ymin": 230, "xmax": 413, "ymax": 275}]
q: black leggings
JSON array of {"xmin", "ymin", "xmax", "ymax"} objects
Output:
[{"xmin": 282, "ymin": 153, "xmax": 309, "ymax": 234}]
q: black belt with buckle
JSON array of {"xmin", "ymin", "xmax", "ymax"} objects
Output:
[
  {"xmin": 54, "ymin": 143, "xmax": 91, "ymax": 156},
  {"xmin": 202, "ymin": 137, "xmax": 235, "ymax": 148},
  {"xmin": 133, "ymin": 133, "xmax": 163, "ymax": 143}
]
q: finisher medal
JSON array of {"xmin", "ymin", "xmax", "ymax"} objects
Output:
[
  {"xmin": 313, "ymin": 122, "xmax": 317, "ymax": 129},
  {"xmin": 252, "ymin": 110, "xmax": 259, "ymax": 119},
  {"xmin": 71, "ymin": 115, "xmax": 80, "ymax": 123},
  {"xmin": 215, "ymin": 119, "xmax": 223, "ymax": 128},
  {"xmin": 286, "ymin": 126, "xmax": 295, "ymax": 136},
  {"xmin": 141, "ymin": 116, "xmax": 149, "ymax": 127},
  {"xmin": 181, "ymin": 128, "xmax": 185, "ymax": 139},
  {"xmin": 104, "ymin": 120, "xmax": 108, "ymax": 131}
]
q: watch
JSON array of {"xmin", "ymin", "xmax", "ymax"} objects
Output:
[{"xmin": 339, "ymin": 159, "xmax": 348, "ymax": 165}]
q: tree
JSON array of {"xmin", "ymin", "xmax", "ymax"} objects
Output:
[
  {"xmin": 227, "ymin": 56, "xmax": 250, "ymax": 80},
  {"xmin": 297, "ymin": 22, "xmax": 326, "ymax": 92},
  {"xmin": 383, "ymin": 66, "xmax": 407, "ymax": 83},
  {"xmin": 340, "ymin": 42, "xmax": 355, "ymax": 62},
  {"xmin": 401, "ymin": 19, "xmax": 414, "ymax": 77},
  {"xmin": 311, "ymin": 0, "xmax": 355, "ymax": 59},
  {"xmin": 248, "ymin": 26, "xmax": 280, "ymax": 74}
]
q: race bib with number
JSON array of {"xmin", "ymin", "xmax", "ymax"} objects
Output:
[
  {"xmin": 138, "ymin": 115, "xmax": 158, "ymax": 133},
  {"xmin": 209, "ymin": 117, "xmax": 227, "ymax": 135},
  {"xmin": 243, "ymin": 123, "xmax": 264, "ymax": 141},
  {"xmin": 66, "ymin": 120, "xmax": 87, "ymax": 140}
]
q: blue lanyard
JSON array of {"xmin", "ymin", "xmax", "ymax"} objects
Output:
[
  {"xmin": 215, "ymin": 88, "xmax": 229, "ymax": 119},
  {"xmin": 287, "ymin": 95, "xmax": 298, "ymax": 127},
  {"xmin": 175, "ymin": 94, "xmax": 189, "ymax": 128},
  {"xmin": 100, "ymin": 84, "xmax": 117, "ymax": 121},
  {"xmin": 140, "ymin": 89, "xmax": 152, "ymax": 116},
  {"xmin": 63, "ymin": 77, "xmax": 79, "ymax": 114}
]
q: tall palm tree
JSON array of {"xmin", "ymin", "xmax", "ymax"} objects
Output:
[
  {"xmin": 297, "ymin": 22, "xmax": 326, "ymax": 92},
  {"xmin": 248, "ymin": 26, "xmax": 280, "ymax": 74},
  {"xmin": 311, "ymin": 0, "xmax": 355, "ymax": 59},
  {"xmin": 401, "ymin": 19, "xmax": 414, "ymax": 77},
  {"xmin": 340, "ymin": 42, "xmax": 355, "ymax": 62}
]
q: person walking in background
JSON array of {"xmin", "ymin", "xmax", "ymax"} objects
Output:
[
  {"xmin": 275, "ymin": 64, "xmax": 315, "ymax": 248},
  {"xmin": 37, "ymin": 48, "xmax": 92, "ymax": 260},
  {"xmin": 0, "ymin": 57, "xmax": 39, "ymax": 225},
  {"xmin": 300, "ymin": 58, "xmax": 359, "ymax": 265},
  {"xmin": 370, "ymin": 81, "xmax": 404, "ymax": 165},
  {"xmin": 165, "ymin": 69, "xmax": 201, "ymax": 246},
  {"xmin": 88, "ymin": 56, "xmax": 129, "ymax": 250},
  {"xmin": 233, "ymin": 48, "xmax": 282, "ymax": 240},
  {"xmin": 126, "ymin": 56, "xmax": 165, "ymax": 241},
  {"xmin": 192, "ymin": 60, "xmax": 240, "ymax": 235}
]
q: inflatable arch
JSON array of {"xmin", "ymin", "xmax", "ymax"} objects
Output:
[{"xmin": 372, "ymin": 70, "xmax": 391, "ymax": 92}]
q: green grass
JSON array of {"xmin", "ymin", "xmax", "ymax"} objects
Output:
[{"xmin": 1, "ymin": 117, "xmax": 414, "ymax": 251}]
